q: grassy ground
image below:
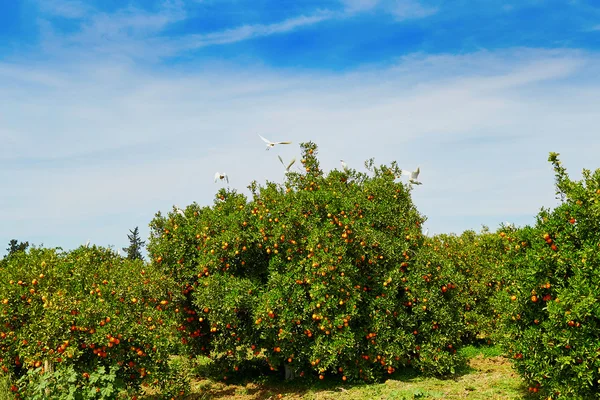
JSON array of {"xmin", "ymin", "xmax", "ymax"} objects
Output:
[
  {"xmin": 0, "ymin": 374, "xmax": 13, "ymax": 400},
  {"xmin": 150, "ymin": 345, "xmax": 530, "ymax": 400},
  {"xmin": 1, "ymin": 345, "xmax": 528, "ymax": 399}
]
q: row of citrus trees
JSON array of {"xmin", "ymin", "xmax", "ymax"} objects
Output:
[
  {"xmin": 491, "ymin": 153, "xmax": 600, "ymax": 399},
  {"xmin": 0, "ymin": 247, "xmax": 188, "ymax": 398},
  {"xmin": 1, "ymin": 144, "xmax": 598, "ymax": 399}
]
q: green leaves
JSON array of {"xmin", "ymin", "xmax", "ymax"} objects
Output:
[
  {"xmin": 0, "ymin": 246, "xmax": 181, "ymax": 398},
  {"xmin": 147, "ymin": 142, "xmax": 467, "ymax": 382},
  {"xmin": 495, "ymin": 153, "xmax": 600, "ymax": 399}
]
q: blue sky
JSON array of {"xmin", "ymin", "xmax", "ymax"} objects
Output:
[{"xmin": 1, "ymin": 0, "xmax": 600, "ymax": 256}]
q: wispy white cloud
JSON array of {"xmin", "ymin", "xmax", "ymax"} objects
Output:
[
  {"xmin": 34, "ymin": 0, "xmax": 438, "ymax": 62},
  {"xmin": 89, "ymin": 2, "xmax": 187, "ymax": 36},
  {"xmin": 389, "ymin": 0, "xmax": 439, "ymax": 20},
  {"xmin": 177, "ymin": 12, "xmax": 334, "ymax": 50},
  {"xmin": 340, "ymin": 0, "xmax": 439, "ymax": 19},
  {"xmin": 2, "ymin": 48, "xmax": 599, "ymax": 255},
  {"xmin": 27, "ymin": 0, "xmax": 446, "ymax": 65},
  {"xmin": 341, "ymin": 0, "xmax": 380, "ymax": 12},
  {"xmin": 34, "ymin": 2, "xmax": 334, "ymax": 60},
  {"xmin": 37, "ymin": 0, "xmax": 90, "ymax": 19},
  {"xmin": 0, "ymin": 63, "xmax": 66, "ymax": 86},
  {"xmin": 50, "ymin": 2, "xmax": 186, "ymax": 44},
  {"xmin": 392, "ymin": 49, "xmax": 586, "ymax": 90}
]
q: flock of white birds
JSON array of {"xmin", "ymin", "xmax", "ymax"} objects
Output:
[
  {"xmin": 84, "ymin": 135, "xmax": 424, "ymax": 247},
  {"xmin": 174, "ymin": 134, "xmax": 422, "ymax": 220},
  {"xmin": 213, "ymin": 134, "xmax": 294, "ymax": 185},
  {"xmin": 212, "ymin": 134, "xmax": 422, "ymax": 186}
]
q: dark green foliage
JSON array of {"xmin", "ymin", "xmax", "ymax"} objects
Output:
[
  {"xmin": 6, "ymin": 239, "xmax": 29, "ymax": 256},
  {"xmin": 148, "ymin": 142, "xmax": 468, "ymax": 383},
  {"xmin": 495, "ymin": 153, "xmax": 600, "ymax": 399},
  {"xmin": 0, "ymin": 246, "xmax": 182, "ymax": 398},
  {"xmin": 122, "ymin": 227, "xmax": 145, "ymax": 261}
]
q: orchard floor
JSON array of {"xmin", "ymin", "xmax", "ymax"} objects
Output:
[{"xmin": 146, "ymin": 347, "xmax": 531, "ymax": 400}]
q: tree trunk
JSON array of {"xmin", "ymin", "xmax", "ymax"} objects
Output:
[
  {"xmin": 44, "ymin": 360, "xmax": 54, "ymax": 396},
  {"xmin": 284, "ymin": 364, "xmax": 296, "ymax": 380}
]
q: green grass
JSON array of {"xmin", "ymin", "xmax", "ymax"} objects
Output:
[
  {"xmin": 0, "ymin": 374, "xmax": 13, "ymax": 400},
  {"xmin": 2, "ymin": 345, "xmax": 526, "ymax": 399},
  {"xmin": 176, "ymin": 355, "xmax": 529, "ymax": 399},
  {"xmin": 140, "ymin": 344, "xmax": 530, "ymax": 399},
  {"xmin": 459, "ymin": 343, "xmax": 505, "ymax": 359}
]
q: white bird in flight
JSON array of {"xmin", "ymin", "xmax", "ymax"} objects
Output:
[
  {"xmin": 258, "ymin": 134, "xmax": 292, "ymax": 150},
  {"xmin": 400, "ymin": 167, "xmax": 422, "ymax": 185},
  {"xmin": 214, "ymin": 172, "xmax": 229, "ymax": 184},
  {"xmin": 340, "ymin": 160, "xmax": 350, "ymax": 172},
  {"xmin": 278, "ymin": 155, "xmax": 297, "ymax": 171}
]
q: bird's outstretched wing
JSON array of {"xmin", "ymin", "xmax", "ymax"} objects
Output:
[
  {"xmin": 401, "ymin": 167, "xmax": 420, "ymax": 180},
  {"xmin": 224, "ymin": 173, "xmax": 229, "ymax": 184},
  {"xmin": 275, "ymin": 141, "xmax": 292, "ymax": 145},
  {"xmin": 214, "ymin": 172, "xmax": 220, "ymax": 183},
  {"xmin": 279, "ymin": 156, "xmax": 296, "ymax": 171},
  {"xmin": 412, "ymin": 167, "xmax": 420, "ymax": 180},
  {"xmin": 286, "ymin": 157, "xmax": 296, "ymax": 171},
  {"xmin": 258, "ymin": 134, "xmax": 272, "ymax": 144}
]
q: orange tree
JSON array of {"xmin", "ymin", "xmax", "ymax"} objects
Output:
[
  {"xmin": 494, "ymin": 152, "xmax": 600, "ymax": 399},
  {"xmin": 0, "ymin": 246, "xmax": 184, "ymax": 399},
  {"xmin": 148, "ymin": 142, "xmax": 468, "ymax": 382},
  {"xmin": 146, "ymin": 189, "xmax": 266, "ymax": 372},
  {"xmin": 427, "ymin": 229, "xmax": 508, "ymax": 344}
]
